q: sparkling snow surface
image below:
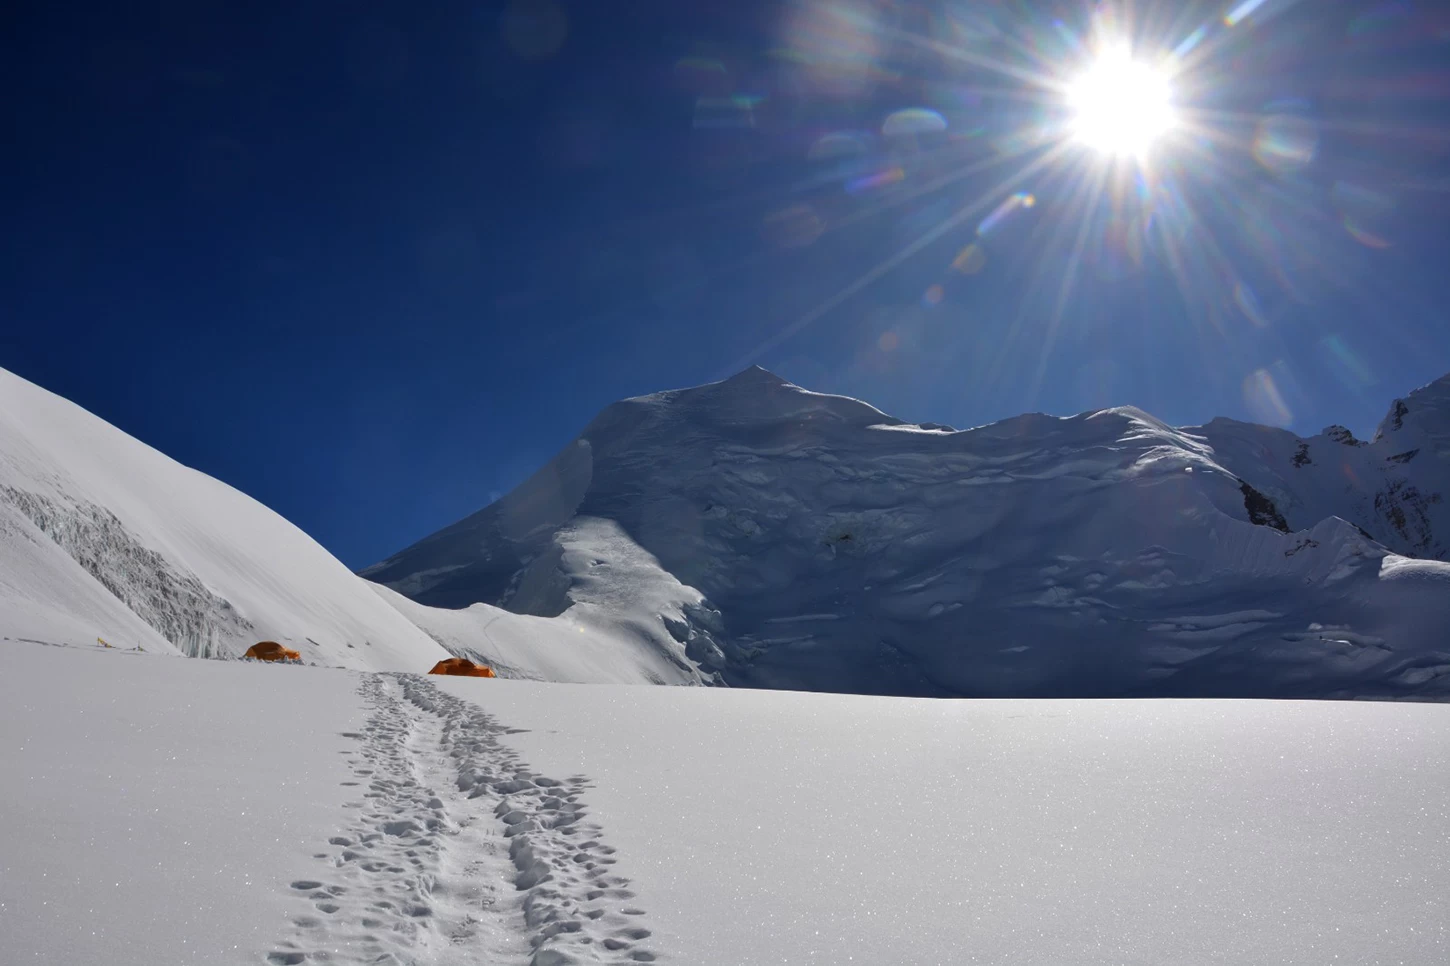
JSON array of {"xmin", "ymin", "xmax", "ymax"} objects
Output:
[
  {"xmin": 4, "ymin": 641, "xmax": 1449, "ymax": 965},
  {"xmin": 449, "ymin": 677, "xmax": 1450, "ymax": 966},
  {"xmin": 0, "ymin": 641, "xmax": 363, "ymax": 965}
]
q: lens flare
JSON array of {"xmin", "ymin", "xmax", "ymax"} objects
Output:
[
  {"xmin": 977, "ymin": 192, "xmax": 1035, "ymax": 236},
  {"xmin": 846, "ymin": 166, "xmax": 905, "ymax": 195},
  {"xmin": 882, "ymin": 108, "xmax": 947, "ymax": 138},
  {"xmin": 1244, "ymin": 368, "xmax": 1292, "ymax": 426},
  {"xmin": 1233, "ymin": 280, "xmax": 1269, "ymax": 327},
  {"xmin": 951, "ymin": 243, "xmax": 987, "ymax": 275},
  {"xmin": 1252, "ymin": 113, "xmax": 1318, "ymax": 174},
  {"xmin": 807, "ymin": 131, "xmax": 870, "ymax": 160},
  {"xmin": 1224, "ymin": 0, "xmax": 1270, "ymax": 27}
]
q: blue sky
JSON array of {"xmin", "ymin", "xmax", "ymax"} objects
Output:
[{"xmin": 4, "ymin": 0, "xmax": 1449, "ymax": 569}]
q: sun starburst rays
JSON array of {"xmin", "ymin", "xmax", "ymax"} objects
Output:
[{"xmin": 696, "ymin": 0, "xmax": 1435, "ymax": 419}]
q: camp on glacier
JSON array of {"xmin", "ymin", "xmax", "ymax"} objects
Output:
[
  {"xmin": 8, "ymin": 0, "xmax": 1450, "ymax": 961},
  {"xmin": 2, "ymin": 359, "xmax": 1450, "ymax": 965}
]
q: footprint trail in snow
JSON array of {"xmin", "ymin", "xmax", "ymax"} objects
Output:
[{"xmin": 268, "ymin": 674, "xmax": 657, "ymax": 965}]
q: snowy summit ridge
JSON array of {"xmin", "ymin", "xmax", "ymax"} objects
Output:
[{"xmin": 367, "ymin": 366, "xmax": 1450, "ymax": 699}]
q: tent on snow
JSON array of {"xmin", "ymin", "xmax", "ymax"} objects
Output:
[
  {"xmin": 244, "ymin": 641, "xmax": 301, "ymax": 662},
  {"xmin": 428, "ymin": 657, "xmax": 496, "ymax": 678}
]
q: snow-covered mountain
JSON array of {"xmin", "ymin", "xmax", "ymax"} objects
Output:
[
  {"xmin": 0, "ymin": 366, "xmax": 451, "ymax": 668},
  {"xmin": 0, "ymin": 364, "xmax": 710, "ymax": 682},
  {"xmin": 4, "ymin": 357, "xmax": 1446, "ymax": 697},
  {"xmin": 366, "ymin": 366, "xmax": 1450, "ymax": 699}
]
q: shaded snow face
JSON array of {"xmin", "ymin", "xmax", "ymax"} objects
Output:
[
  {"xmin": 370, "ymin": 368, "xmax": 1450, "ymax": 699},
  {"xmin": 1189, "ymin": 372, "xmax": 1450, "ymax": 562}
]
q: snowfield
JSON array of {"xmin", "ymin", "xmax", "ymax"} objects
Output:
[
  {"xmin": 0, "ymin": 641, "xmax": 365, "ymax": 965},
  {"xmin": 4, "ymin": 640, "xmax": 1449, "ymax": 965}
]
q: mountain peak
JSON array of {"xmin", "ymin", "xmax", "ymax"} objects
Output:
[
  {"xmin": 366, "ymin": 365, "xmax": 1450, "ymax": 698},
  {"xmin": 721, "ymin": 365, "xmax": 791, "ymax": 388}
]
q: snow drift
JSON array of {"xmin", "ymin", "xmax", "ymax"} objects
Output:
[{"xmin": 368, "ymin": 366, "xmax": 1450, "ymax": 698}]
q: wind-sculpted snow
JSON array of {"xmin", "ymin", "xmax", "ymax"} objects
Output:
[{"xmin": 371, "ymin": 367, "xmax": 1450, "ymax": 699}]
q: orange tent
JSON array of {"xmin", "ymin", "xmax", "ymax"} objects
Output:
[
  {"xmin": 428, "ymin": 657, "xmax": 496, "ymax": 678},
  {"xmin": 244, "ymin": 641, "xmax": 301, "ymax": 662}
]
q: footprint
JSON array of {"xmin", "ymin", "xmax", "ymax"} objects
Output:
[
  {"xmin": 381, "ymin": 819, "xmax": 421, "ymax": 836},
  {"xmin": 267, "ymin": 953, "xmax": 305, "ymax": 965},
  {"xmin": 290, "ymin": 881, "xmax": 323, "ymax": 891}
]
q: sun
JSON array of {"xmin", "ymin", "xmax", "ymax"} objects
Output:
[{"xmin": 1067, "ymin": 46, "xmax": 1177, "ymax": 158}]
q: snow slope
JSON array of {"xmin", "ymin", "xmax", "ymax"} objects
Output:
[
  {"xmin": 371, "ymin": 569, "xmax": 708, "ymax": 685},
  {"xmin": 8, "ymin": 640, "xmax": 1448, "ymax": 965},
  {"xmin": 0, "ymin": 365, "xmax": 449, "ymax": 669},
  {"xmin": 368, "ymin": 367, "xmax": 1450, "ymax": 699}
]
